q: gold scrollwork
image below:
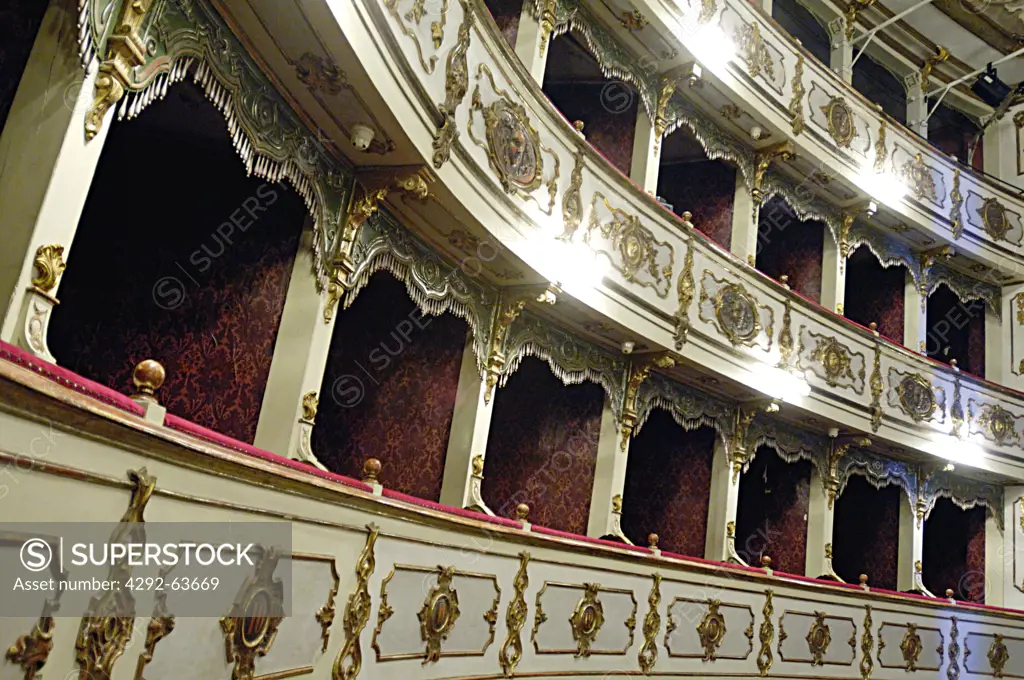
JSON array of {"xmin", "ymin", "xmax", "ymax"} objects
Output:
[
  {"xmin": 220, "ymin": 549, "xmax": 285, "ymax": 680},
  {"xmin": 806, "ymin": 612, "xmax": 831, "ymax": 666},
  {"xmin": 790, "ymin": 54, "xmax": 805, "ymax": 135},
  {"xmin": 757, "ymin": 590, "xmax": 774, "ymax": 676},
  {"xmin": 7, "ymin": 601, "xmax": 60, "ymax": 680},
  {"xmin": 638, "ymin": 574, "xmax": 662, "ymax": 674},
  {"xmin": 500, "ymin": 552, "xmax": 530, "ymax": 677},
  {"xmin": 332, "ymin": 524, "xmax": 380, "ymax": 680},
  {"xmin": 777, "ymin": 300, "xmax": 794, "ymax": 368},
  {"xmin": 989, "ymin": 634, "xmax": 1009, "ymax": 677},
  {"xmin": 973, "ymin": 402, "xmax": 1021, "ymax": 447},
  {"xmin": 895, "ymin": 373, "xmax": 937, "ymax": 422},
  {"xmin": 801, "ymin": 331, "xmax": 865, "ymax": 393},
  {"xmin": 383, "ymin": 0, "xmax": 446, "ymax": 73},
  {"xmin": 699, "ymin": 271, "xmax": 774, "ymax": 350},
  {"xmin": 133, "ymin": 565, "xmax": 176, "ymax": 680},
  {"xmin": 559, "ymin": 122, "xmax": 586, "ymax": 241},
  {"xmin": 432, "ymin": 0, "xmax": 472, "ymax": 169},
  {"xmin": 586, "ymin": 193, "xmax": 674, "ymax": 297},
  {"xmin": 901, "ymin": 623, "xmax": 923, "ymax": 671},
  {"xmin": 902, "ymin": 153, "xmax": 938, "ymax": 203},
  {"xmin": 301, "ymin": 391, "xmax": 319, "ymax": 423},
  {"xmin": 978, "ymin": 197, "xmax": 1012, "ymax": 241},
  {"xmin": 698, "ymin": 0, "xmax": 717, "ymax": 23},
  {"xmin": 674, "ymin": 241, "xmax": 696, "ymax": 347},
  {"xmin": 860, "ymin": 606, "xmax": 874, "ymax": 680},
  {"xmin": 735, "ymin": 22, "xmax": 775, "ymax": 80},
  {"xmin": 948, "ymin": 617, "xmax": 960, "ymax": 680},
  {"xmin": 874, "ymin": 119, "xmax": 888, "ymax": 173},
  {"xmin": 698, "ymin": 601, "xmax": 727, "ymax": 661},
  {"xmin": 869, "ymin": 344, "xmax": 883, "ymax": 431},
  {"xmin": 419, "ymin": 566, "xmax": 461, "ymax": 663},
  {"xmin": 570, "ymin": 584, "xmax": 605, "ymax": 658},
  {"xmin": 950, "ymin": 167, "xmax": 964, "ymax": 239},
  {"xmin": 370, "ymin": 570, "xmax": 394, "ymax": 661},
  {"xmin": 820, "ymin": 97, "xmax": 856, "ymax": 148},
  {"xmin": 31, "ymin": 245, "xmax": 66, "ymax": 295}
]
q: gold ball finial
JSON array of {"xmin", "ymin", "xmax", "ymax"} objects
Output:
[
  {"xmin": 761, "ymin": 556, "xmax": 772, "ymax": 569},
  {"xmin": 681, "ymin": 210, "xmax": 693, "ymax": 222},
  {"xmin": 648, "ymin": 533, "xmax": 659, "ymax": 549},
  {"xmin": 869, "ymin": 322, "xmax": 877, "ymax": 331},
  {"xmin": 132, "ymin": 360, "xmax": 166, "ymax": 401},
  {"xmin": 859, "ymin": 574, "xmax": 869, "ymax": 586},
  {"xmin": 946, "ymin": 589, "xmax": 955, "ymax": 599},
  {"xmin": 514, "ymin": 503, "xmax": 530, "ymax": 521},
  {"xmin": 779, "ymin": 275, "xmax": 789, "ymax": 286},
  {"xmin": 362, "ymin": 458, "xmax": 382, "ymax": 484},
  {"xmin": 573, "ymin": 120, "xmax": 585, "ymax": 133},
  {"xmin": 950, "ymin": 358, "xmax": 958, "ymax": 367}
]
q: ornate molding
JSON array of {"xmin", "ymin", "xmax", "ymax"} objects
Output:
[
  {"xmin": 30, "ymin": 245, "xmax": 66, "ymax": 295},
  {"xmin": 634, "ymin": 372, "xmax": 730, "ymax": 441},
  {"xmin": 585, "ymin": 192, "xmax": 674, "ymax": 298},
  {"xmin": 569, "ymin": 584, "xmax": 605, "ymax": 658},
  {"xmin": 621, "ymin": 354, "xmax": 677, "ymax": 450},
  {"xmin": 674, "ymin": 240, "xmax": 696, "ymax": 347},
  {"xmin": 133, "ymin": 566, "xmax": 176, "ymax": 680},
  {"xmin": 500, "ymin": 552, "xmax": 530, "ymax": 677},
  {"xmin": 418, "ymin": 566, "xmax": 461, "ymax": 663},
  {"xmin": 789, "ymin": 54, "xmax": 806, "ymax": 135},
  {"xmin": 220, "ymin": 549, "xmax": 285, "ymax": 680},
  {"xmin": 698, "ymin": 601, "xmax": 727, "ymax": 661},
  {"xmin": 332, "ymin": 524, "xmax": 380, "ymax": 680},
  {"xmin": 433, "ymin": 0, "xmax": 472, "ymax": 168},
  {"xmin": 756, "ymin": 590, "xmax": 774, "ymax": 677},
  {"xmin": 638, "ymin": 574, "xmax": 662, "ymax": 674}
]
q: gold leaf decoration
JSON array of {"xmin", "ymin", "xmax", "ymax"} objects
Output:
[{"xmin": 332, "ymin": 524, "xmax": 379, "ymax": 680}]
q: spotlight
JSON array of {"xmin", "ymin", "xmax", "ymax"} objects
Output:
[{"xmin": 971, "ymin": 63, "xmax": 1011, "ymax": 107}]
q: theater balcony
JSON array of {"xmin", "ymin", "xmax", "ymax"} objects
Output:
[{"xmin": 2, "ymin": 0, "xmax": 1024, "ymax": 679}]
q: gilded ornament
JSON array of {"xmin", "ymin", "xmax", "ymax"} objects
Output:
[
  {"xmin": 988, "ymin": 634, "xmax": 1009, "ymax": 677},
  {"xmin": 921, "ymin": 46, "xmax": 950, "ymax": 93},
  {"xmin": 301, "ymin": 392, "xmax": 319, "ymax": 422},
  {"xmin": 874, "ymin": 119, "xmax": 888, "ymax": 173},
  {"xmin": 500, "ymin": 552, "xmax": 530, "ymax": 677},
  {"xmin": 674, "ymin": 241, "xmax": 696, "ymax": 347},
  {"xmin": 484, "ymin": 296, "xmax": 526, "ymax": 403},
  {"xmin": 698, "ymin": 601, "xmax": 727, "ymax": 661},
  {"xmin": 220, "ymin": 549, "xmax": 285, "ymax": 680},
  {"xmin": 612, "ymin": 494, "xmax": 623, "ymax": 512},
  {"xmin": 370, "ymin": 570, "xmax": 394, "ymax": 661},
  {"xmin": 324, "ymin": 269, "xmax": 345, "ymax": 325},
  {"xmin": 757, "ymin": 590, "xmax": 774, "ymax": 676},
  {"xmin": 383, "ymin": 0, "xmax": 445, "ymax": 72},
  {"xmin": 638, "ymin": 574, "xmax": 662, "ymax": 674},
  {"xmin": 976, "ymin": 403, "xmax": 1020, "ymax": 446},
  {"xmin": 902, "ymin": 153, "xmax": 938, "ymax": 202},
  {"xmin": 316, "ymin": 564, "xmax": 340, "ymax": 654},
  {"xmin": 621, "ymin": 354, "xmax": 675, "ymax": 450},
  {"xmin": 394, "ymin": 173, "xmax": 432, "ymax": 201},
  {"xmin": 809, "ymin": 334, "xmax": 855, "ymax": 388},
  {"xmin": 698, "ymin": 0, "xmax": 718, "ymax": 23},
  {"xmin": 978, "ymin": 197, "xmax": 1012, "ymax": 241},
  {"xmin": 950, "ymin": 167, "xmax": 964, "ymax": 239},
  {"xmin": 950, "ymin": 374, "xmax": 964, "ymax": 438},
  {"xmin": 620, "ymin": 9, "xmax": 649, "ymax": 30},
  {"xmin": 559, "ymin": 122, "xmax": 586, "ymax": 241},
  {"xmin": 820, "ymin": 97, "xmax": 856, "ymax": 148},
  {"xmin": 735, "ymin": 22, "xmax": 774, "ymax": 81},
  {"xmin": 530, "ymin": 584, "xmax": 548, "ymax": 649},
  {"xmin": 860, "ymin": 606, "xmax": 874, "ymax": 680},
  {"xmin": 418, "ymin": 566, "xmax": 461, "ymax": 663},
  {"xmin": 537, "ymin": 0, "xmax": 556, "ymax": 56},
  {"xmin": 948, "ymin": 617, "xmax": 960, "ymax": 680},
  {"xmin": 31, "ymin": 245, "xmax": 66, "ymax": 294},
  {"xmin": 844, "ymin": 0, "xmax": 877, "ymax": 39},
  {"xmin": 869, "ymin": 344, "xmax": 883, "ymax": 432},
  {"xmin": 432, "ymin": 0, "xmax": 472, "ymax": 169},
  {"xmin": 569, "ymin": 584, "xmax": 605, "ymax": 658},
  {"xmin": 585, "ymin": 193, "xmax": 674, "ymax": 298},
  {"xmin": 806, "ymin": 612, "xmax": 831, "ymax": 666},
  {"xmin": 332, "ymin": 524, "xmax": 379, "ymax": 680},
  {"xmin": 75, "ymin": 469, "xmax": 156, "ymax": 680},
  {"xmin": 790, "ymin": 54, "xmax": 806, "ymax": 135},
  {"xmin": 751, "ymin": 141, "xmax": 794, "ymax": 210},
  {"xmin": 777, "ymin": 300, "xmax": 794, "ymax": 368},
  {"xmin": 294, "ymin": 53, "xmax": 345, "ymax": 95},
  {"xmin": 6, "ymin": 604, "xmax": 59, "ymax": 680},
  {"xmin": 713, "ymin": 283, "xmax": 762, "ymax": 346},
  {"xmin": 134, "ymin": 565, "xmax": 176, "ymax": 680},
  {"xmin": 901, "ymin": 624, "xmax": 923, "ymax": 671},
  {"xmin": 896, "ymin": 374, "xmax": 936, "ymax": 422},
  {"xmin": 721, "ymin": 104, "xmax": 743, "ymax": 120}
]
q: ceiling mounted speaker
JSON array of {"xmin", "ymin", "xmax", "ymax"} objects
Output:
[{"xmin": 971, "ymin": 63, "xmax": 1012, "ymax": 107}]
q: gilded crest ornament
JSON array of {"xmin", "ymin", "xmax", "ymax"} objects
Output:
[
  {"xmin": 715, "ymin": 283, "xmax": 761, "ymax": 346},
  {"xmin": 978, "ymin": 198, "xmax": 1011, "ymax": 241},
  {"xmin": 481, "ymin": 99, "xmax": 543, "ymax": 194},
  {"xmin": 501, "ymin": 552, "xmax": 530, "ymax": 676},
  {"xmin": 570, "ymin": 584, "xmax": 605, "ymax": 658},
  {"xmin": 333, "ymin": 524, "xmax": 379, "ymax": 680},
  {"xmin": 294, "ymin": 52, "xmax": 345, "ymax": 95},
  {"xmin": 896, "ymin": 374, "xmax": 936, "ymax": 422},
  {"xmin": 820, "ymin": 97, "xmax": 856, "ymax": 148},
  {"xmin": 901, "ymin": 624, "xmax": 923, "ymax": 671},
  {"xmin": 220, "ymin": 548, "xmax": 285, "ymax": 680},
  {"xmin": 757, "ymin": 590, "xmax": 774, "ymax": 676},
  {"xmin": 902, "ymin": 153, "xmax": 937, "ymax": 202},
  {"xmin": 976, "ymin": 404, "xmax": 1020, "ymax": 447},
  {"xmin": 638, "ymin": 574, "xmax": 662, "ymax": 673},
  {"xmin": 31, "ymin": 245, "xmax": 66, "ymax": 295},
  {"xmin": 697, "ymin": 601, "xmax": 727, "ymax": 661},
  {"xmin": 585, "ymin": 194, "xmax": 674, "ymax": 298},
  {"xmin": 989, "ymin": 634, "xmax": 1009, "ymax": 677},
  {"xmin": 806, "ymin": 612, "xmax": 831, "ymax": 666},
  {"xmin": 418, "ymin": 566, "xmax": 462, "ymax": 663},
  {"xmin": 735, "ymin": 22, "xmax": 775, "ymax": 80},
  {"xmin": 809, "ymin": 335, "xmax": 854, "ymax": 387}
]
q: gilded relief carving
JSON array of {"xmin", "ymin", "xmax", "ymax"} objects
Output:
[
  {"xmin": 433, "ymin": 0, "xmax": 472, "ymax": 169},
  {"xmin": 790, "ymin": 54, "xmax": 806, "ymax": 135},
  {"xmin": 418, "ymin": 566, "xmax": 461, "ymax": 663},
  {"xmin": 969, "ymin": 400, "xmax": 1022, "ymax": 447},
  {"xmin": 133, "ymin": 566, "xmax": 175, "ymax": 680},
  {"xmin": 383, "ymin": 0, "xmax": 444, "ymax": 73},
  {"xmin": 948, "ymin": 617, "xmax": 960, "ymax": 680},
  {"xmin": 220, "ymin": 549, "xmax": 285, "ymax": 680},
  {"xmin": 902, "ymin": 153, "xmax": 938, "ymax": 203},
  {"xmin": 950, "ymin": 167, "xmax": 964, "ymax": 239},
  {"xmin": 757, "ymin": 590, "xmax": 774, "ymax": 676},
  {"xmin": 333, "ymin": 524, "xmax": 379, "ymax": 680},
  {"xmin": 698, "ymin": 601, "xmax": 727, "ymax": 661},
  {"xmin": 699, "ymin": 271, "xmax": 774, "ymax": 351},
  {"xmin": 570, "ymin": 584, "xmax": 605, "ymax": 658},
  {"xmin": 989, "ymin": 634, "xmax": 1009, "ymax": 677},
  {"xmin": 874, "ymin": 119, "xmax": 888, "ymax": 173},
  {"xmin": 735, "ymin": 22, "xmax": 775, "ymax": 81},
  {"xmin": 585, "ymin": 193, "xmax": 675, "ymax": 297},
  {"xmin": 820, "ymin": 97, "xmax": 856, "ymax": 148},
  {"xmin": 674, "ymin": 240, "xmax": 696, "ymax": 347},
  {"xmin": 638, "ymin": 574, "xmax": 662, "ymax": 674},
  {"xmin": 894, "ymin": 372, "xmax": 938, "ymax": 422},
  {"xmin": 777, "ymin": 300, "xmax": 794, "ymax": 368},
  {"xmin": 861, "ymin": 606, "xmax": 874, "ymax": 680},
  {"xmin": 901, "ymin": 623, "xmax": 923, "ymax": 671},
  {"xmin": 31, "ymin": 245, "xmax": 66, "ymax": 295},
  {"xmin": 500, "ymin": 552, "xmax": 530, "ymax": 677},
  {"xmin": 806, "ymin": 612, "xmax": 831, "ymax": 666},
  {"xmin": 559, "ymin": 121, "xmax": 586, "ymax": 241},
  {"xmin": 665, "ymin": 599, "xmax": 755, "ymax": 661},
  {"xmin": 869, "ymin": 344, "xmax": 884, "ymax": 431},
  {"xmin": 7, "ymin": 593, "xmax": 62, "ymax": 680},
  {"xmin": 978, "ymin": 197, "xmax": 1012, "ymax": 241}
]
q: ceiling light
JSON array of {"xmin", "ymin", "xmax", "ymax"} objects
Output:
[{"xmin": 971, "ymin": 64, "xmax": 1011, "ymax": 108}]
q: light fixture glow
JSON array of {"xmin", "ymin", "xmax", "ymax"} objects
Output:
[
  {"xmin": 746, "ymin": 364, "xmax": 811, "ymax": 403},
  {"xmin": 856, "ymin": 167, "xmax": 907, "ymax": 204},
  {"xmin": 681, "ymin": 23, "xmax": 736, "ymax": 74},
  {"xmin": 928, "ymin": 435, "xmax": 985, "ymax": 469}
]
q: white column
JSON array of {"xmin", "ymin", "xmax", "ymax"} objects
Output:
[
  {"xmin": 905, "ymin": 73, "xmax": 928, "ymax": 138},
  {"xmin": 761, "ymin": 0, "xmax": 774, "ymax": 15},
  {"xmin": 997, "ymin": 488, "xmax": 1024, "ymax": 609},
  {"xmin": 630, "ymin": 112, "xmax": 660, "ymax": 194},
  {"xmin": 820, "ymin": 232, "xmax": 847, "ymax": 315},
  {"xmin": 514, "ymin": 3, "xmax": 551, "ymax": 85},
  {"xmin": 705, "ymin": 439, "xmax": 741, "ymax": 561},
  {"xmin": 904, "ymin": 270, "xmax": 928, "ymax": 354},
  {"xmin": 253, "ymin": 223, "xmax": 337, "ymax": 468},
  {"xmin": 439, "ymin": 337, "xmax": 495, "ymax": 511},
  {"xmin": 983, "ymin": 104, "xmax": 1024, "ymax": 192},
  {"xmin": 731, "ymin": 174, "xmax": 759, "ymax": 266},
  {"xmin": 985, "ymin": 304, "xmax": 1003, "ymax": 384},
  {"xmin": 897, "ymin": 497, "xmax": 926, "ymax": 592},
  {"xmin": 0, "ymin": 5, "xmax": 112, "ymax": 355},
  {"xmin": 587, "ymin": 395, "xmax": 630, "ymax": 541},
  {"xmin": 805, "ymin": 468, "xmax": 835, "ymax": 578},
  {"xmin": 1002, "ymin": 283, "xmax": 1024, "ymax": 391},
  {"xmin": 827, "ymin": 19, "xmax": 852, "ymax": 84}
]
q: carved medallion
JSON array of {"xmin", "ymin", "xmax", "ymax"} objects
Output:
[
  {"xmin": 715, "ymin": 283, "xmax": 761, "ymax": 345},
  {"xmin": 697, "ymin": 601, "xmax": 727, "ymax": 661},
  {"xmin": 482, "ymin": 99, "xmax": 543, "ymax": 195},
  {"xmin": 978, "ymin": 404, "xmax": 1019, "ymax": 446},
  {"xmin": 820, "ymin": 97, "xmax": 856, "ymax": 148},
  {"xmin": 220, "ymin": 548, "xmax": 285, "ymax": 680},
  {"xmin": 418, "ymin": 566, "xmax": 461, "ymax": 663},
  {"xmin": 901, "ymin": 624, "xmax": 923, "ymax": 671},
  {"xmin": 896, "ymin": 374, "xmax": 935, "ymax": 422},
  {"xmin": 901, "ymin": 153, "xmax": 937, "ymax": 202},
  {"xmin": 810, "ymin": 335, "xmax": 853, "ymax": 387},
  {"xmin": 978, "ymin": 198, "xmax": 1011, "ymax": 241},
  {"xmin": 570, "ymin": 584, "xmax": 605, "ymax": 658},
  {"xmin": 806, "ymin": 612, "xmax": 831, "ymax": 666},
  {"xmin": 989, "ymin": 634, "xmax": 1009, "ymax": 677}
]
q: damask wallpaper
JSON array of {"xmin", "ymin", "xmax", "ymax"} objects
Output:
[
  {"xmin": 313, "ymin": 273, "xmax": 467, "ymax": 502},
  {"xmin": 756, "ymin": 197, "xmax": 824, "ymax": 303},
  {"xmin": 621, "ymin": 415, "xmax": 716, "ymax": 557},
  {"xmin": 832, "ymin": 476, "xmax": 900, "ymax": 590},
  {"xmin": 0, "ymin": 0, "xmax": 47, "ymax": 132},
  {"xmin": 736, "ymin": 446, "xmax": 811, "ymax": 573},
  {"xmin": 926, "ymin": 283, "xmax": 986, "ymax": 377},
  {"xmin": 923, "ymin": 498, "xmax": 986, "ymax": 602},
  {"xmin": 483, "ymin": 356, "xmax": 604, "ymax": 533},
  {"xmin": 50, "ymin": 84, "xmax": 305, "ymax": 444},
  {"xmin": 543, "ymin": 80, "xmax": 637, "ymax": 177},
  {"xmin": 482, "ymin": 0, "xmax": 522, "ymax": 49},
  {"xmin": 844, "ymin": 247, "xmax": 906, "ymax": 344},
  {"xmin": 657, "ymin": 160, "xmax": 735, "ymax": 248}
]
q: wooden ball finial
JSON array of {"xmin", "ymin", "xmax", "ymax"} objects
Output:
[
  {"xmin": 761, "ymin": 556, "xmax": 772, "ymax": 569},
  {"xmin": 362, "ymin": 458, "xmax": 382, "ymax": 484},
  {"xmin": 648, "ymin": 533, "xmax": 660, "ymax": 549},
  {"xmin": 946, "ymin": 589, "xmax": 955, "ymax": 599},
  {"xmin": 515, "ymin": 503, "xmax": 530, "ymax": 521},
  {"xmin": 132, "ymin": 359, "xmax": 166, "ymax": 401},
  {"xmin": 859, "ymin": 574, "xmax": 869, "ymax": 586}
]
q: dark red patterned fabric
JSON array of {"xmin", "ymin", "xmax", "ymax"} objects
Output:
[
  {"xmin": 657, "ymin": 160, "xmax": 736, "ymax": 248},
  {"xmin": 930, "ymin": 102, "xmax": 984, "ymax": 171},
  {"xmin": 621, "ymin": 415, "xmax": 716, "ymax": 557},
  {"xmin": 483, "ymin": 356, "xmax": 603, "ymax": 533},
  {"xmin": 543, "ymin": 80, "xmax": 637, "ymax": 177},
  {"xmin": 482, "ymin": 0, "xmax": 521, "ymax": 49},
  {"xmin": 736, "ymin": 446, "xmax": 811, "ymax": 573},
  {"xmin": 926, "ymin": 283, "xmax": 986, "ymax": 377},
  {"xmin": 50, "ymin": 83, "xmax": 304, "ymax": 444},
  {"xmin": 0, "ymin": 0, "xmax": 47, "ymax": 132},
  {"xmin": 313, "ymin": 273, "xmax": 466, "ymax": 502},
  {"xmin": 844, "ymin": 247, "xmax": 906, "ymax": 345},
  {"xmin": 923, "ymin": 498, "xmax": 986, "ymax": 602},
  {"xmin": 832, "ymin": 476, "xmax": 900, "ymax": 590},
  {"xmin": 757, "ymin": 197, "xmax": 824, "ymax": 303}
]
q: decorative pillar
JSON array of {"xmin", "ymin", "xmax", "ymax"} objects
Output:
[
  {"xmin": 631, "ymin": 64, "xmax": 703, "ymax": 194},
  {"xmin": 1001, "ymin": 284, "xmax": 1024, "ymax": 391},
  {"xmin": 905, "ymin": 73, "xmax": 928, "ymax": 138},
  {"xmin": 705, "ymin": 438, "xmax": 742, "ymax": 562},
  {"xmin": 904, "ymin": 270, "xmax": 928, "ymax": 354},
  {"xmin": 253, "ymin": 222, "xmax": 337, "ymax": 469},
  {"xmin": 820, "ymin": 231, "xmax": 847, "ymax": 315},
  {"xmin": 897, "ymin": 495, "xmax": 929, "ymax": 593},
  {"xmin": 983, "ymin": 105, "xmax": 1024, "ymax": 191},
  {"xmin": 996, "ymin": 488, "xmax": 1023, "ymax": 609},
  {"xmin": 514, "ymin": 0, "xmax": 553, "ymax": 85},
  {"xmin": 730, "ymin": 175, "xmax": 759, "ymax": 266},
  {"xmin": 827, "ymin": 18, "xmax": 852, "ymax": 84},
  {"xmin": 587, "ymin": 394, "xmax": 631, "ymax": 541},
  {"xmin": 985, "ymin": 303, "xmax": 1003, "ymax": 384},
  {"xmin": 0, "ymin": 5, "xmax": 113, "ymax": 354},
  {"xmin": 807, "ymin": 435, "xmax": 869, "ymax": 579}
]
